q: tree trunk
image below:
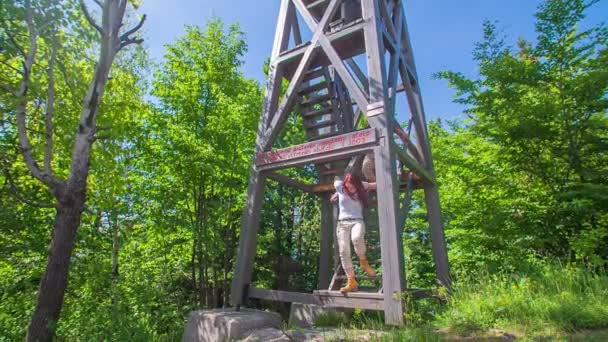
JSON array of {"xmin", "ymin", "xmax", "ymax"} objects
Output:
[{"xmin": 26, "ymin": 195, "xmax": 84, "ymax": 342}]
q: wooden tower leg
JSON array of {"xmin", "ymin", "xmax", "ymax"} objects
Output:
[
  {"xmin": 230, "ymin": 169, "xmax": 266, "ymax": 307},
  {"xmin": 230, "ymin": 0, "xmax": 295, "ymax": 306},
  {"xmin": 425, "ymin": 185, "xmax": 451, "ymax": 288},
  {"xmin": 362, "ymin": 0, "xmax": 406, "ymax": 325},
  {"xmin": 373, "ymin": 137, "xmax": 406, "ymax": 325}
]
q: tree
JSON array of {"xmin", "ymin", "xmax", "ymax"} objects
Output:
[
  {"xmin": 436, "ymin": 0, "xmax": 607, "ymax": 263},
  {"xmin": 149, "ymin": 19, "xmax": 262, "ymax": 308},
  {"xmin": 0, "ymin": 0, "xmax": 146, "ymax": 340}
]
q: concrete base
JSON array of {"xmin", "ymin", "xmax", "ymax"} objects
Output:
[
  {"xmin": 182, "ymin": 308, "xmax": 282, "ymax": 342},
  {"xmin": 289, "ymin": 303, "xmax": 352, "ymax": 328}
]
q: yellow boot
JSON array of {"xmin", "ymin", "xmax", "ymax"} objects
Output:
[
  {"xmin": 359, "ymin": 257, "xmax": 377, "ymax": 277},
  {"xmin": 340, "ymin": 277, "xmax": 358, "ymax": 293}
]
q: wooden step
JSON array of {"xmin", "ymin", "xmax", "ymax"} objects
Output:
[
  {"xmin": 301, "ymin": 93, "xmax": 331, "ymax": 107},
  {"xmin": 302, "ymin": 68, "xmax": 326, "ymax": 81},
  {"xmin": 299, "ymin": 81, "xmax": 328, "ymax": 95},
  {"xmin": 302, "ymin": 106, "xmax": 333, "ymax": 118},
  {"xmin": 305, "ymin": 119, "xmax": 335, "ymax": 130}
]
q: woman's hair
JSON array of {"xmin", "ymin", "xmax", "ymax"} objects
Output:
[{"xmin": 343, "ymin": 172, "xmax": 368, "ymax": 207}]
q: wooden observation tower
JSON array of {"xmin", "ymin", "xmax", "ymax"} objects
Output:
[{"xmin": 231, "ymin": 0, "xmax": 450, "ymax": 325}]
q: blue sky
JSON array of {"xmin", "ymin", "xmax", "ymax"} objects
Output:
[{"xmin": 138, "ymin": 0, "xmax": 607, "ymax": 122}]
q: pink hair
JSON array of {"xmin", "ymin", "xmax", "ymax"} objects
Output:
[{"xmin": 343, "ymin": 173, "xmax": 368, "ymax": 207}]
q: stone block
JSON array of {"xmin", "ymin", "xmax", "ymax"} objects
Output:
[
  {"xmin": 183, "ymin": 308, "xmax": 282, "ymax": 342},
  {"xmin": 289, "ymin": 303, "xmax": 352, "ymax": 328}
]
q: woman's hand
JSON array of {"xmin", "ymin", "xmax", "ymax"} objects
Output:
[{"xmin": 330, "ymin": 192, "xmax": 338, "ymax": 203}]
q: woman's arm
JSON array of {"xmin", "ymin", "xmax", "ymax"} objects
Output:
[{"xmin": 363, "ymin": 181, "xmax": 377, "ymax": 191}]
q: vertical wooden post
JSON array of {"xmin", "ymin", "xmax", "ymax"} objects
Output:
[
  {"xmin": 362, "ymin": 0, "xmax": 405, "ymax": 325},
  {"xmin": 319, "ymin": 188, "xmax": 334, "ymax": 289},
  {"xmin": 230, "ymin": 169, "xmax": 267, "ymax": 306}
]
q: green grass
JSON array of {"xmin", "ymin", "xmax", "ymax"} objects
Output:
[
  {"xmin": 435, "ymin": 262, "xmax": 608, "ymax": 339},
  {"xmin": 311, "ymin": 261, "xmax": 608, "ymax": 340}
]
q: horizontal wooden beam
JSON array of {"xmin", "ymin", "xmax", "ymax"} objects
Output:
[
  {"xmin": 250, "ymin": 287, "xmax": 431, "ymax": 309},
  {"xmin": 249, "ymin": 288, "xmax": 319, "ymax": 305},
  {"xmin": 312, "ymin": 183, "xmax": 334, "ymax": 193},
  {"xmin": 257, "ymin": 129, "xmax": 378, "ymax": 171},
  {"xmin": 393, "ymin": 141, "xmax": 436, "ymax": 185},
  {"xmin": 267, "ymin": 172, "xmax": 314, "ymax": 193}
]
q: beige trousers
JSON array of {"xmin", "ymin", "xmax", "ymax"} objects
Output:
[{"xmin": 337, "ymin": 219, "xmax": 366, "ymax": 278}]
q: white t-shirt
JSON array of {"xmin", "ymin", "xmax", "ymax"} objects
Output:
[{"xmin": 335, "ymin": 180, "xmax": 370, "ymax": 220}]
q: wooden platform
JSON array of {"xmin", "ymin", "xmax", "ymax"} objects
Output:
[{"xmin": 248, "ymin": 287, "xmax": 433, "ymax": 312}]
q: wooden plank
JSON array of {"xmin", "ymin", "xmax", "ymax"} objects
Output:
[
  {"xmin": 267, "ymin": 172, "xmax": 313, "ymax": 193},
  {"xmin": 314, "ymin": 290, "xmax": 384, "ymax": 310},
  {"xmin": 257, "ymin": 128, "xmax": 377, "ymax": 167},
  {"xmin": 249, "ymin": 288, "xmax": 320, "ymax": 305}
]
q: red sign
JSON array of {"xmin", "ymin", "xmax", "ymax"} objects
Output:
[{"xmin": 256, "ymin": 129, "xmax": 377, "ymax": 166}]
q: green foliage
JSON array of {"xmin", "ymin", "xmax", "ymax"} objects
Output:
[
  {"xmin": 436, "ymin": 261, "xmax": 608, "ymax": 338},
  {"xmin": 1, "ymin": 0, "xmax": 607, "ymax": 340},
  {"xmin": 433, "ymin": 0, "xmax": 608, "ymax": 267}
]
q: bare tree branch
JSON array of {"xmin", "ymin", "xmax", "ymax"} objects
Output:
[
  {"xmin": 79, "ymin": 0, "xmax": 103, "ymax": 35},
  {"xmin": 119, "ymin": 14, "xmax": 146, "ymax": 43},
  {"xmin": 15, "ymin": 0, "xmax": 61, "ymax": 189},
  {"xmin": 119, "ymin": 37, "xmax": 143, "ymax": 50},
  {"xmin": 92, "ymin": 0, "xmax": 103, "ymax": 8},
  {"xmin": 0, "ymin": 19, "xmax": 26, "ymax": 57},
  {"xmin": 2, "ymin": 168, "xmax": 55, "ymax": 208},
  {"xmin": 44, "ymin": 37, "xmax": 58, "ymax": 175}
]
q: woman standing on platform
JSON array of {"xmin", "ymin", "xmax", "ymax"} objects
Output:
[{"xmin": 330, "ymin": 173, "xmax": 377, "ymax": 293}]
